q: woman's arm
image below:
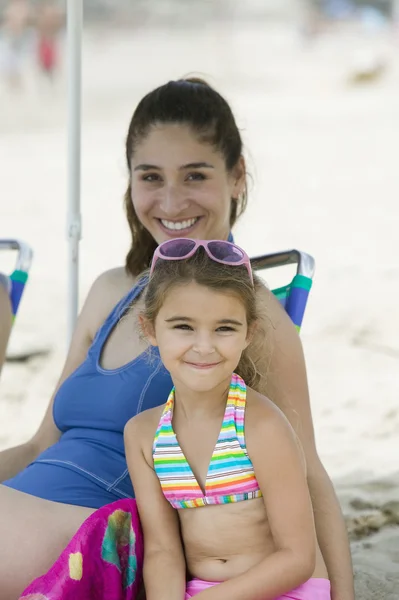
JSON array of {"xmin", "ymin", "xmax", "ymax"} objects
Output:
[
  {"xmin": 124, "ymin": 415, "xmax": 187, "ymax": 600},
  {"xmin": 253, "ymin": 286, "xmax": 354, "ymax": 600},
  {"xmin": 192, "ymin": 399, "xmax": 317, "ymax": 600},
  {"xmin": 0, "ymin": 268, "xmax": 133, "ymax": 482}
]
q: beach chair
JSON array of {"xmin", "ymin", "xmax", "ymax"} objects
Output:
[
  {"xmin": 0, "ymin": 239, "xmax": 33, "ymax": 373},
  {"xmin": 0, "ymin": 239, "xmax": 33, "ymax": 321},
  {"xmin": 251, "ymin": 248, "xmax": 315, "ymax": 332}
]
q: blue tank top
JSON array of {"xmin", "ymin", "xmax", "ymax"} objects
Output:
[{"xmin": 3, "ymin": 277, "xmax": 173, "ymax": 508}]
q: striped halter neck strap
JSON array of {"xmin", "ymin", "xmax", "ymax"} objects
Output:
[{"xmin": 152, "ymin": 372, "xmax": 262, "ymax": 509}]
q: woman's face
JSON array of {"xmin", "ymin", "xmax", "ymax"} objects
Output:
[{"xmin": 130, "ymin": 124, "xmax": 245, "ymax": 244}]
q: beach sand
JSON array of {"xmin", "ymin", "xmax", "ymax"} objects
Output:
[{"xmin": 0, "ymin": 17, "xmax": 398, "ymax": 598}]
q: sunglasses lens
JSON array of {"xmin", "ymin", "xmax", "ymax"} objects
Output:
[
  {"xmin": 159, "ymin": 239, "xmax": 196, "ymax": 258},
  {"xmin": 208, "ymin": 241, "xmax": 244, "ymax": 263}
]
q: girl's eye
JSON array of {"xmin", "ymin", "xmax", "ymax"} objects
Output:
[
  {"xmin": 216, "ymin": 326, "xmax": 235, "ymax": 333},
  {"xmin": 186, "ymin": 172, "xmax": 206, "ymax": 182},
  {"xmin": 142, "ymin": 173, "xmax": 161, "ymax": 182},
  {"xmin": 173, "ymin": 324, "xmax": 193, "ymax": 331}
]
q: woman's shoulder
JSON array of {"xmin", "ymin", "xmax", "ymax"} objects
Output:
[
  {"xmin": 255, "ymin": 279, "xmax": 288, "ymax": 326},
  {"xmin": 93, "ymin": 266, "xmax": 138, "ymax": 298},
  {"xmin": 252, "ymin": 279, "xmax": 300, "ymax": 365},
  {"xmin": 250, "ymin": 279, "xmax": 307, "ymax": 391},
  {"xmin": 83, "ymin": 266, "xmax": 139, "ymax": 340}
]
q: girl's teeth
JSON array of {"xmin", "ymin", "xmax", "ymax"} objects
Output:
[{"xmin": 161, "ymin": 218, "xmax": 198, "ymax": 231}]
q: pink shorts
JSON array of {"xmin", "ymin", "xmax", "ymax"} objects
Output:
[{"xmin": 185, "ymin": 577, "xmax": 331, "ymax": 599}]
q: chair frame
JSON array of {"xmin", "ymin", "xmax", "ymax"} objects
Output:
[{"xmin": 250, "ymin": 249, "xmax": 316, "ymax": 332}]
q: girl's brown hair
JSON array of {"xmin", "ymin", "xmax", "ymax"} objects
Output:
[
  {"xmin": 124, "ymin": 77, "xmax": 248, "ymax": 276},
  {"xmin": 142, "ymin": 249, "xmax": 268, "ymax": 392}
]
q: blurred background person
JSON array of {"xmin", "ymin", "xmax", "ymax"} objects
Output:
[
  {"xmin": 34, "ymin": 0, "xmax": 63, "ymax": 81},
  {"xmin": 0, "ymin": 0, "xmax": 32, "ymax": 89}
]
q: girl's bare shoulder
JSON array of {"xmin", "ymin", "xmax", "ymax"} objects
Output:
[
  {"xmin": 124, "ymin": 405, "xmax": 166, "ymax": 462},
  {"xmin": 245, "ymin": 386, "xmax": 295, "ymax": 435},
  {"xmin": 245, "ymin": 388, "xmax": 307, "ymax": 473},
  {"xmin": 245, "ymin": 386, "xmax": 306, "ymax": 468}
]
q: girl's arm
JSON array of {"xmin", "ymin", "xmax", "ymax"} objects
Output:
[
  {"xmin": 124, "ymin": 415, "xmax": 186, "ymax": 600},
  {"xmin": 254, "ymin": 286, "xmax": 354, "ymax": 600},
  {"xmin": 192, "ymin": 398, "xmax": 317, "ymax": 600}
]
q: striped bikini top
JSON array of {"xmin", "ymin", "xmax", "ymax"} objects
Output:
[{"xmin": 153, "ymin": 373, "xmax": 263, "ymax": 509}]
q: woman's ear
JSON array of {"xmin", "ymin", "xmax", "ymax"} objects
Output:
[
  {"xmin": 139, "ymin": 314, "xmax": 157, "ymax": 346},
  {"xmin": 232, "ymin": 156, "xmax": 246, "ymax": 199}
]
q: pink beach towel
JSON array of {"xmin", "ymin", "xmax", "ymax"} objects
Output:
[{"xmin": 19, "ymin": 499, "xmax": 144, "ymax": 600}]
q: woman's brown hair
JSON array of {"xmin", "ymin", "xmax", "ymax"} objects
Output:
[{"xmin": 124, "ymin": 77, "xmax": 248, "ymax": 276}]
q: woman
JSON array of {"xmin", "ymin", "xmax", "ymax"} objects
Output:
[{"xmin": 0, "ymin": 77, "xmax": 353, "ymax": 600}]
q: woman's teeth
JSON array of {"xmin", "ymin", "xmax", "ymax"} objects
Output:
[{"xmin": 160, "ymin": 218, "xmax": 198, "ymax": 231}]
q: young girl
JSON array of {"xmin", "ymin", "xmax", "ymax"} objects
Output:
[{"xmin": 124, "ymin": 238, "xmax": 330, "ymax": 600}]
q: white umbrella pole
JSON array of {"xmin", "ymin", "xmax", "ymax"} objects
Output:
[{"xmin": 66, "ymin": 0, "xmax": 83, "ymax": 346}]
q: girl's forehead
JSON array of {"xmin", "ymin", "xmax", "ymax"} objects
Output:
[{"xmin": 159, "ymin": 282, "xmax": 246, "ymax": 314}]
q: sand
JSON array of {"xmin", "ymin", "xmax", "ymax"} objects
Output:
[{"xmin": 0, "ymin": 15, "xmax": 398, "ymax": 598}]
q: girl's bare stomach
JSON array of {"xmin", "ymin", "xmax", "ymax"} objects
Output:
[{"xmin": 178, "ymin": 498, "xmax": 328, "ymax": 582}]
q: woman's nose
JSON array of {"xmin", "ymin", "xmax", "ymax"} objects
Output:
[{"xmin": 158, "ymin": 184, "xmax": 189, "ymax": 216}]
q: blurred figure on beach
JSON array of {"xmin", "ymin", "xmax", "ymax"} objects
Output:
[
  {"xmin": 301, "ymin": 0, "xmax": 393, "ymax": 82},
  {"xmin": 301, "ymin": 0, "xmax": 394, "ymax": 34},
  {"xmin": 0, "ymin": 0, "xmax": 32, "ymax": 89},
  {"xmin": 35, "ymin": 0, "xmax": 63, "ymax": 81}
]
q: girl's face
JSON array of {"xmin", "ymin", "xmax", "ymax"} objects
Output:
[
  {"xmin": 130, "ymin": 124, "xmax": 245, "ymax": 244},
  {"xmin": 144, "ymin": 282, "xmax": 253, "ymax": 394}
]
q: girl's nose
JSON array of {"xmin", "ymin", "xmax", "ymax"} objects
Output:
[{"xmin": 192, "ymin": 333, "xmax": 215, "ymax": 356}]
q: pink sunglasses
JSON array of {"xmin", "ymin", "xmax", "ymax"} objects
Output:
[{"xmin": 149, "ymin": 238, "xmax": 253, "ymax": 285}]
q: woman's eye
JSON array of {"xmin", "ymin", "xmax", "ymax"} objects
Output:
[
  {"xmin": 216, "ymin": 326, "xmax": 235, "ymax": 333},
  {"xmin": 142, "ymin": 173, "xmax": 161, "ymax": 182},
  {"xmin": 174, "ymin": 324, "xmax": 193, "ymax": 331},
  {"xmin": 186, "ymin": 172, "xmax": 206, "ymax": 182}
]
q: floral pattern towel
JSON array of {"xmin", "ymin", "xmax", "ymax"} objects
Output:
[{"xmin": 19, "ymin": 499, "xmax": 144, "ymax": 600}]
